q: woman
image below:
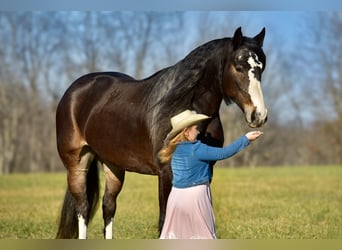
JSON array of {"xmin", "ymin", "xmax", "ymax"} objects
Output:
[{"xmin": 159, "ymin": 110, "xmax": 262, "ymax": 239}]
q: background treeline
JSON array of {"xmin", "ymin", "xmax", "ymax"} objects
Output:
[{"xmin": 0, "ymin": 11, "xmax": 341, "ymax": 173}]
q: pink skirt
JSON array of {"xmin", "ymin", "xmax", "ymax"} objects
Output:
[{"xmin": 159, "ymin": 182, "xmax": 216, "ymax": 239}]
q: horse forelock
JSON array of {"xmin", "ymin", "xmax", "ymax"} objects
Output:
[{"xmin": 241, "ymin": 38, "xmax": 266, "ymax": 70}]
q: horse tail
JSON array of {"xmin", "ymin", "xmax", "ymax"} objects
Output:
[
  {"xmin": 56, "ymin": 185, "xmax": 78, "ymax": 239},
  {"xmin": 56, "ymin": 159, "xmax": 100, "ymax": 239}
]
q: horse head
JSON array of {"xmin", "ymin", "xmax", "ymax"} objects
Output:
[{"xmin": 222, "ymin": 27, "xmax": 268, "ymax": 128}]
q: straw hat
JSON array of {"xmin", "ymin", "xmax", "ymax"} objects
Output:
[{"xmin": 164, "ymin": 110, "xmax": 210, "ymax": 142}]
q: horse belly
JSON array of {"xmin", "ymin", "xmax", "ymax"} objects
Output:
[
  {"xmin": 96, "ymin": 143, "xmax": 158, "ymax": 175},
  {"xmin": 84, "ymin": 115, "xmax": 159, "ymax": 175}
]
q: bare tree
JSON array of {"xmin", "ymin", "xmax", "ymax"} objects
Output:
[
  {"xmin": 57, "ymin": 11, "xmax": 184, "ymax": 82},
  {"xmin": 297, "ymin": 12, "xmax": 342, "ymax": 165},
  {"xmin": 0, "ymin": 11, "xmax": 186, "ymax": 173},
  {"xmin": 0, "ymin": 12, "xmax": 67, "ymax": 173}
]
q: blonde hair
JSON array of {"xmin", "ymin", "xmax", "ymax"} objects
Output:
[{"xmin": 158, "ymin": 129, "xmax": 189, "ymax": 163}]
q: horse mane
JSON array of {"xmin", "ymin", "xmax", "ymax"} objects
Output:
[{"xmin": 141, "ymin": 38, "xmax": 232, "ymax": 150}]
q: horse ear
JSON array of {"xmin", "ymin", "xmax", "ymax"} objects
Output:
[
  {"xmin": 253, "ymin": 27, "xmax": 266, "ymax": 47},
  {"xmin": 232, "ymin": 27, "xmax": 243, "ymax": 50}
]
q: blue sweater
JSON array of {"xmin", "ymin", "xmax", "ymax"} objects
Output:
[{"xmin": 171, "ymin": 135, "xmax": 250, "ymax": 188}]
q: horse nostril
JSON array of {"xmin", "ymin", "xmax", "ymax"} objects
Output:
[{"xmin": 251, "ymin": 110, "xmax": 257, "ymax": 122}]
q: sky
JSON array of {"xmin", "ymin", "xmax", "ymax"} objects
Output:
[
  {"xmin": 219, "ymin": 11, "xmax": 305, "ymax": 49},
  {"xmin": 0, "ymin": 0, "xmax": 341, "ymax": 11},
  {"xmin": 176, "ymin": 11, "xmax": 308, "ymax": 66},
  {"xmin": 0, "ymin": 1, "xmax": 334, "ymax": 52}
]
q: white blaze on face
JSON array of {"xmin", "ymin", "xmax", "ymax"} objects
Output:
[
  {"xmin": 247, "ymin": 53, "xmax": 267, "ymax": 121},
  {"xmin": 78, "ymin": 214, "xmax": 87, "ymax": 239}
]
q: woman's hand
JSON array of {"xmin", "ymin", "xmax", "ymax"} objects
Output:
[{"xmin": 245, "ymin": 131, "xmax": 263, "ymax": 141}]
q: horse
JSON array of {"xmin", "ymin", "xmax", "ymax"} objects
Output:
[{"xmin": 55, "ymin": 27, "xmax": 268, "ymax": 239}]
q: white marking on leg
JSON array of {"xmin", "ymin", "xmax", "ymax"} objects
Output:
[
  {"xmin": 78, "ymin": 214, "xmax": 87, "ymax": 239},
  {"xmin": 247, "ymin": 53, "xmax": 267, "ymax": 120},
  {"xmin": 105, "ymin": 220, "xmax": 113, "ymax": 239}
]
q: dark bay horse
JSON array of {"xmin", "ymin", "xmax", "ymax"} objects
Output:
[{"xmin": 56, "ymin": 27, "xmax": 268, "ymax": 239}]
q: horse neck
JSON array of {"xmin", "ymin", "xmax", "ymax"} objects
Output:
[
  {"xmin": 189, "ymin": 65, "xmax": 225, "ymax": 117},
  {"xmin": 182, "ymin": 39, "xmax": 230, "ymax": 116},
  {"xmin": 145, "ymin": 41, "xmax": 228, "ymax": 149}
]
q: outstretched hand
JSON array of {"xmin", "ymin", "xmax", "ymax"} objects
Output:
[{"xmin": 245, "ymin": 131, "xmax": 263, "ymax": 141}]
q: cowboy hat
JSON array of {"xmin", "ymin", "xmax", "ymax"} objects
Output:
[{"xmin": 164, "ymin": 110, "xmax": 210, "ymax": 142}]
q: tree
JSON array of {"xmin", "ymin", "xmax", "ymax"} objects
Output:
[
  {"xmin": 0, "ymin": 11, "xmax": 186, "ymax": 173},
  {"xmin": 299, "ymin": 12, "xmax": 342, "ymax": 164},
  {"xmin": 0, "ymin": 12, "xmax": 66, "ymax": 173}
]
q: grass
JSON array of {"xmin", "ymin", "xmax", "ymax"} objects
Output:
[
  {"xmin": 212, "ymin": 166, "xmax": 342, "ymax": 239},
  {"xmin": 0, "ymin": 166, "xmax": 341, "ymax": 239}
]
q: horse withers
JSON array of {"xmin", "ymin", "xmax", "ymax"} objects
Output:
[{"xmin": 56, "ymin": 27, "xmax": 267, "ymax": 239}]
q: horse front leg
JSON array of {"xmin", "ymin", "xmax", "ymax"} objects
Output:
[
  {"xmin": 157, "ymin": 165, "xmax": 172, "ymax": 234},
  {"xmin": 102, "ymin": 163, "xmax": 125, "ymax": 239},
  {"xmin": 199, "ymin": 116, "xmax": 224, "ymax": 179}
]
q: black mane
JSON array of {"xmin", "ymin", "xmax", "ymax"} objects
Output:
[
  {"xmin": 141, "ymin": 38, "xmax": 233, "ymax": 146},
  {"xmin": 144, "ymin": 38, "xmax": 230, "ymax": 111}
]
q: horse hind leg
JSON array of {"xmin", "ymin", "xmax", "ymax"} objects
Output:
[
  {"xmin": 59, "ymin": 146, "xmax": 100, "ymax": 239},
  {"xmin": 101, "ymin": 162, "xmax": 125, "ymax": 239}
]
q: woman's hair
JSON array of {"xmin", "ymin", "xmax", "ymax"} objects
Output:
[{"xmin": 158, "ymin": 129, "xmax": 188, "ymax": 163}]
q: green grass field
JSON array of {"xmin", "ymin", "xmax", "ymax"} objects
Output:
[{"xmin": 0, "ymin": 166, "xmax": 341, "ymax": 239}]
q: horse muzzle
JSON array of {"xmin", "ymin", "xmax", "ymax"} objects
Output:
[{"xmin": 246, "ymin": 108, "xmax": 268, "ymax": 128}]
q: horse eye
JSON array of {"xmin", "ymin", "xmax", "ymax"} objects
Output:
[{"xmin": 235, "ymin": 65, "xmax": 243, "ymax": 72}]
